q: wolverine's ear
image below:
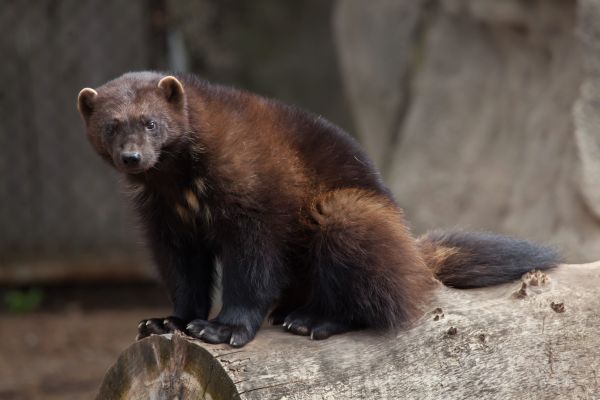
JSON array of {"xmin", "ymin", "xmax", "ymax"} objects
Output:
[
  {"xmin": 158, "ymin": 76, "xmax": 185, "ymax": 105},
  {"xmin": 77, "ymin": 88, "xmax": 98, "ymax": 119}
]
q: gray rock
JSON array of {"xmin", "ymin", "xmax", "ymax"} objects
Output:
[{"xmin": 335, "ymin": 0, "xmax": 600, "ymax": 262}]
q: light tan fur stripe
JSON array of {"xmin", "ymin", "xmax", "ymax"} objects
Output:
[
  {"xmin": 203, "ymin": 204, "xmax": 212, "ymax": 225},
  {"xmin": 184, "ymin": 189, "xmax": 200, "ymax": 213},
  {"xmin": 175, "ymin": 203, "xmax": 190, "ymax": 221},
  {"xmin": 195, "ymin": 178, "xmax": 207, "ymax": 195}
]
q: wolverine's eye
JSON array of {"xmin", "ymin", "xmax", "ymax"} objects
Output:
[
  {"xmin": 104, "ymin": 123, "xmax": 117, "ymax": 137},
  {"xmin": 145, "ymin": 120, "xmax": 157, "ymax": 131}
]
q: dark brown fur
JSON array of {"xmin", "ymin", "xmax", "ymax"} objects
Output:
[{"xmin": 77, "ymin": 72, "xmax": 560, "ymax": 347}]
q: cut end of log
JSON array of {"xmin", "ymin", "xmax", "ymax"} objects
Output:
[{"xmin": 96, "ymin": 333, "xmax": 238, "ymax": 400}]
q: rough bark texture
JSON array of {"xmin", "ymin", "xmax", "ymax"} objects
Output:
[
  {"xmin": 97, "ymin": 262, "xmax": 600, "ymax": 399},
  {"xmin": 334, "ymin": 0, "xmax": 600, "ymax": 262}
]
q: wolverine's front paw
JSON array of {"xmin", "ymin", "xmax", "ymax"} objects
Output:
[
  {"xmin": 186, "ymin": 319, "xmax": 255, "ymax": 348},
  {"xmin": 136, "ymin": 316, "xmax": 187, "ymax": 340}
]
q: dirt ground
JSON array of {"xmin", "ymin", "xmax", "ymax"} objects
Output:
[{"xmin": 0, "ymin": 285, "xmax": 170, "ymax": 399}]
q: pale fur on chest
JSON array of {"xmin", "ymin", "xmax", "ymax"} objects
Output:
[{"xmin": 125, "ymin": 176, "xmax": 212, "ymax": 227}]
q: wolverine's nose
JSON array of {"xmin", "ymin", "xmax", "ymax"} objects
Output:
[{"xmin": 121, "ymin": 152, "xmax": 141, "ymax": 166}]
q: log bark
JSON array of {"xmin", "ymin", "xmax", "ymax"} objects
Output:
[{"xmin": 96, "ymin": 262, "xmax": 600, "ymax": 399}]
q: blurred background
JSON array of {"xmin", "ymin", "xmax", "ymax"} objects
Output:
[{"xmin": 2, "ymin": 0, "xmax": 600, "ymax": 398}]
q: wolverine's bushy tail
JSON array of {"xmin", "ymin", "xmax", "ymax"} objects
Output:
[{"xmin": 417, "ymin": 230, "xmax": 561, "ymax": 288}]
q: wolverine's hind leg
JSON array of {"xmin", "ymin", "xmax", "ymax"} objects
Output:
[
  {"xmin": 270, "ymin": 264, "xmax": 311, "ymax": 326},
  {"xmin": 283, "ymin": 306, "xmax": 356, "ymax": 340},
  {"xmin": 283, "ymin": 189, "xmax": 434, "ymax": 339}
]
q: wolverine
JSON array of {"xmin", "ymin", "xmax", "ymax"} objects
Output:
[{"xmin": 77, "ymin": 72, "xmax": 560, "ymax": 347}]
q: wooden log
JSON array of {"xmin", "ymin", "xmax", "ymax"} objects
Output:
[{"xmin": 96, "ymin": 262, "xmax": 600, "ymax": 399}]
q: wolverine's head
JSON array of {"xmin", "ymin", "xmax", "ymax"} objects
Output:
[{"xmin": 77, "ymin": 72, "xmax": 189, "ymax": 174}]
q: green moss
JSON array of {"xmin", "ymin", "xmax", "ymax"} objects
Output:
[{"xmin": 3, "ymin": 288, "xmax": 43, "ymax": 313}]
